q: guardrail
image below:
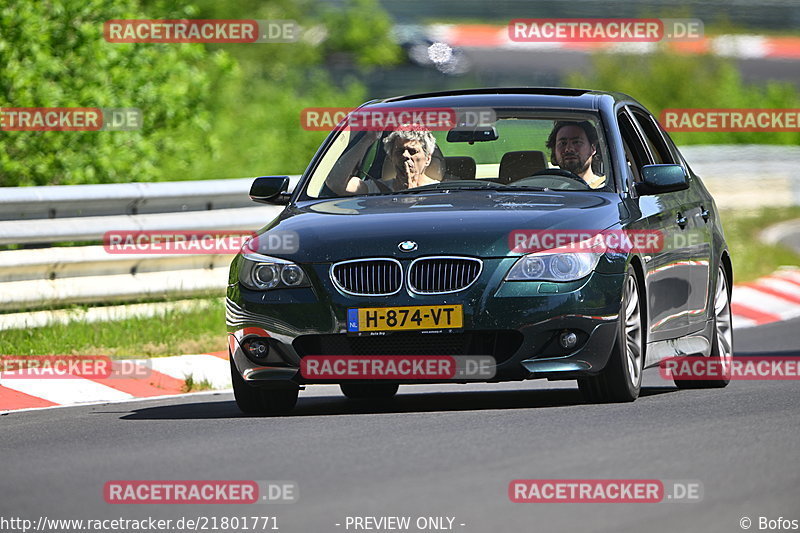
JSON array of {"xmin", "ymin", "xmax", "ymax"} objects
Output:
[
  {"xmin": 1, "ymin": 145, "xmax": 799, "ymax": 327},
  {"xmin": 0, "ymin": 176, "xmax": 300, "ymax": 318}
]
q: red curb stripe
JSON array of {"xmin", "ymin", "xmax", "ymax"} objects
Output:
[
  {"xmin": 730, "ymin": 302, "xmax": 782, "ymax": 324},
  {"xmin": 744, "ymin": 282, "xmax": 800, "ymax": 304},
  {"xmin": 87, "ymin": 362, "xmax": 185, "ymax": 397},
  {"xmin": 766, "ymin": 37, "xmax": 800, "ymax": 59},
  {"xmin": 0, "ymin": 385, "xmax": 58, "ymax": 410}
]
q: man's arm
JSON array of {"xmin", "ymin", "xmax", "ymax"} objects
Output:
[{"xmin": 325, "ymin": 131, "xmax": 380, "ymax": 195}]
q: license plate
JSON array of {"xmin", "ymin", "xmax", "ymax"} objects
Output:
[{"xmin": 347, "ymin": 305, "xmax": 463, "ymax": 333}]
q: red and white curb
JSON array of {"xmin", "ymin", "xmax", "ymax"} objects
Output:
[
  {"xmin": 2, "ymin": 268, "xmax": 798, "ymax": 414},
  {"xmin": 0, "ymin": 351, "xmax": 231, "ymax": 413},
  {"xmin": 732, "ymin": 267, "xmax": 800, "ymax": 328},
  {"xmin": 430, "ymin": 24, "xmax": 800, "ymax": 60}
]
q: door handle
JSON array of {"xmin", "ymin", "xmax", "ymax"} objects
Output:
[
  {"xmin": 700, "ymin": 207, "xmax": 710, "ymax": 222},
  {"xmin": 676, "ymin": 213, "xmax": 687, "ymax": 229}
]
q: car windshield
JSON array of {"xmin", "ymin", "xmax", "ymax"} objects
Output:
[{"xmin": 302, "ymin": 109, "xmax": 613, "ymax": 199}]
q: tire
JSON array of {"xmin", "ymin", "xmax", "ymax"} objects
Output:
[
  {"xmin": 579, "ymin": 265, "xmax": 645, "ymax": 403},
  {"xmin": 230, "ymin": 355, "xmax": 299, "ymax": 415},
  {"xmin": 340, "ymin": 383, "xmax": 399, "ymax": 400},
  {"xmin": 674, "ymin": 266, "xmax": 733, "ymax": 389}
]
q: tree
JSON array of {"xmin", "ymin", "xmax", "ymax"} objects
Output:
[{"xmin": 0, "ymin": 0, "xmax": 235, "ymax": 185}]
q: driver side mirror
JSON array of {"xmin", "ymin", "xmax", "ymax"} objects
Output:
[
  {"xmin": 249, "ymin": 176, "xmax": 291, "ymax": 204},
  {"xmin": 635, "ymin": 164, "xmax": 689, "ymax": 196}
]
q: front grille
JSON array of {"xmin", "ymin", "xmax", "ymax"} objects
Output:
[
  {"xmin": 331, "ymin": 259, "xmax": 402, "ymax": 296},
  {"xmin": 409, "ymin": 257, "xmax": 482, "ymax": 294},
  {"xmin": 293, "ymin": 331, "xmax": 522, "ymax": 362}
]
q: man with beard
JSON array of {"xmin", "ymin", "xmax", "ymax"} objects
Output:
[{"xmin": 545, "ymin": 121, "xmax": 606, "ymax": 189}]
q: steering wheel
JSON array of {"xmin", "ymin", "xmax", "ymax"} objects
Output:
[
  {"xmin": 530, "ymin": 168, "xmax": 589, "ymax": 185},
  {"xmin": 508, "ymin": 169, "xmax": 591, "ymax": 190}
]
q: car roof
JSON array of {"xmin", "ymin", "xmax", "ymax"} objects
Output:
[{"xmin": 367, "ymin": 87, "xmax": 637, "ymax": 111}]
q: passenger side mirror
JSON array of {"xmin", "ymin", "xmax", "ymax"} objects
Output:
[
  {"xmin": 635, "ymin": 164, "xmax": 689, "ymax": 195},
  {"xmin": 250, "ymin": 176, "xmax": 290, "ymax": 204}
]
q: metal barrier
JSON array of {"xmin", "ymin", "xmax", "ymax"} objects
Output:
[
  {"xmin": 0, "ymin": 176, "xmax": 299, "ymax": 313},
  {"xmin": 1, "ymin": 145, "xmax": 799, "ymax": 319}
]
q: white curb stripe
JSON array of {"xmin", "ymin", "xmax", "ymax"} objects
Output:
[
  {"xmin": 148, "ymin": 354, "xmax": 230, "ymax": 389},
  {"xmin": 0, "ymin": 376, "xmax": 133, "ymax": 405},
  {"xmin": 759, "ymin": 277, "xmax": 800, "ymax": 299},
  {"xmin": 732, "ymin": 285, "xmax": 800, "ymax": 317}
]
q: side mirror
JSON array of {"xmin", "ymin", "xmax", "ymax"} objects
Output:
[
  {"xmin": 249, "ymin": 176, "xmax": 290, "ymax": 204},
  {"xmin": 635, "ymin": 164, "xmax": 689, "ymax": 196}
]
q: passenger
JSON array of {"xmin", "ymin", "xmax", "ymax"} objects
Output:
[
  {"xmin": 327, "ymin": 128, "xmax": 440, "ymax": 195},
  {"xmin": 545, "ymin": 121, "xmax": 606, "ymax": 189}
]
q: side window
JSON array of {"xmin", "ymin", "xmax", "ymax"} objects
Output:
[
  {"xmin": 631, "ymin": 108, "xmax": 674, "ymax": 165},
  {"xmin": 653, "ymin": 118, "xmax": 689, "ymax": 170},
  {"xmin": 617, "ymin": 110, "xmax": 650, "ymax": 185}
]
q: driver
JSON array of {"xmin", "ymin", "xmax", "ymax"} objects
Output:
[
  {"xmin": 545, "ymin": 121, "xmax": 606, "ymax": 189},
  {"xmin": 328, "ymin": 128, "xmax": 441, "ymax": 195}
]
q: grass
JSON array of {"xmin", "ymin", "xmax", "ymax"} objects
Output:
[
  {"xmin": 0, "ymin": 299, "xmax": 227, "ymax": 357},
  {"xmin": 0, "ymin": 207, "xmax": 798, "ymax": 357},
  {"xmin": 720, "ymin": 206, "xmax": 800, "ymax": 283},
  {"xmin": 181, "ymin": 374, "xmax": 215, "ymax": 393}
]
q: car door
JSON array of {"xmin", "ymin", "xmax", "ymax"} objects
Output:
[
  {"xmin": 617, "ymin": 107, "xmax": 690, "ymax": 341},
  {"xmin": 630, "ymin": 108, "xmax": 712, "ymax": 333}
]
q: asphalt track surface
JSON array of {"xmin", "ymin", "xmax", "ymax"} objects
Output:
[{"xmin": 1, "ymin": 319, "xmax": 798, "ymax": 533}]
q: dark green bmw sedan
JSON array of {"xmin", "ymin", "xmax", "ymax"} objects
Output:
[{"xmin": 226, "ymin": 88, "xmax": 733, "ymax": 414}]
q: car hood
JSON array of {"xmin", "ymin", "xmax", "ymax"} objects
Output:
[{"xmin": 252, "ymin": 191, "xmax": 622, "ymax": 262}]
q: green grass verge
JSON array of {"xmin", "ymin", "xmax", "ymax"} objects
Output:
[
  {"xmin": 1, "ymin": 208, "xmax": 798, "ymax": 357},
  {"xmin": 181, "ymin": 374, "xmax": 215, "ymax": 393},
  {"xmin": 721, "ymin": 206, "xmax": 800, "ymax": 283},
  {"xmin": 0, "ymin": 299, "xmax": 227, "ymax": 358}
]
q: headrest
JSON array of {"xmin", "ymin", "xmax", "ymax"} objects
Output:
[
  {"xmin": 499, "ymin": 150, "xmax": 547, "ymax": 184},
  {"xmin": 443, "ymin": 156, "xmax": 476, "ymax": 180}
]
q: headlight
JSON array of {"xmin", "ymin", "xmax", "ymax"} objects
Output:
[
  {"xmin": 506, "ymin": 251, "xmax": 602, "ymax": 282},
  {"xmin": 239, "ymin": 252, "xmax": 309, "ymax": 290}
]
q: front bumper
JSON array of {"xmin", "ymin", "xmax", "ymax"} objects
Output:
[{"xmin": 227, "ymin": 258, "xmax": 625, "ymax": 387}]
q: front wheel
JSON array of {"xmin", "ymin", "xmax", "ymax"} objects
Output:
[
  {"xmin": 579, "ymin": 265, "xmax": 645, "ymax": 403},
  {"xmin": 230, "ymin": 355, "xmax": 298, "ymax": 415}
]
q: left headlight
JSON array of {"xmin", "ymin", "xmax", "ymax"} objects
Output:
[
  {"xmin": 239, "ymin": 252, "xmax": 310, "ymax": 290},
  {"xmin": 505, "ymin": 251, "xmax": 603, "ymax": 282}
]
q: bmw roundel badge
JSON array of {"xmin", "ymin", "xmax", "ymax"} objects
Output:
[{"xmin": 398, "ymin": 240, "xmax": 418, "ymax": 252}]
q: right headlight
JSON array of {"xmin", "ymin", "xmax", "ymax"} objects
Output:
[
  {"xmin": 239, "ymin": 252, "xmax": 310, "ymax": 290},
  {"xmin": 505, "ymin": 251, "xmax": 603, "ymax": 282}
]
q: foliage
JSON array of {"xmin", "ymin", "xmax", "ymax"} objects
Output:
[
  {"xmin": 567, "ymin": 49, "xmax": 800, "ymax": 145},
  {"xmin": 0, "ymin": 0, "xmax": 235, "ymax": 186},
  {"xmin": 0, "ymin": 0, "xmax": 401, "ymax": 185}
]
